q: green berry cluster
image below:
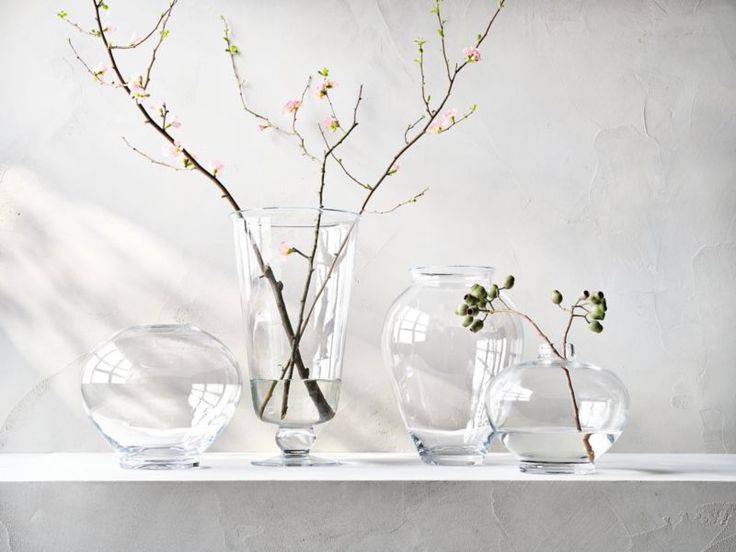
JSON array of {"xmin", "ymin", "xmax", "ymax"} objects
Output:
[
  {"xmin": 552, "ymin": 289, "xmax": 608, "ymax": 333},
  {"xmin": 455, "ymin": 275, "xmax": 515, "ymax": 333}
]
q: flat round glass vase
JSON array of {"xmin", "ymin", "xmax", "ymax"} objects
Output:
[{"xmin": 81, "ymin": 324, "xmax": 242, "ymax": 470}]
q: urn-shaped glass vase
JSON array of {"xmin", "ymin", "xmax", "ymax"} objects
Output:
[
  {"xmin": 382, "ymin": 266, "xmax": 523, "ymax": 466},
  {"xmin": 81, "ymin": 324, "xmax": 242, "ymax": 469},
  {"xmin": 487, "ymin": 343, "xmax": 629, "ymax": 474},
  {"xmin": 232, "ymin": 207, "xmax": 359, "ymax": 466}
]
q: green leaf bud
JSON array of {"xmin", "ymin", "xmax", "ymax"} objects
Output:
[
  {"xmin": 601, "ymin": 298, "xmax": 608, "ymax": 311},
  {"xmin": 552, "ymin": 290, "xmax": 563, "ymax": 305},
  {"xmin": 469, "ymin": 319, "xmax": 484, "ymax": 333},
  {"xmin": 455, "ymin": 304, "xmax": 469, "ymax": 316},
  {"xmin": 462, "ymin": 315, "xmax": 474, "ymax": 328},
  {"xmin": 589, "ymin": 320, "xmax": 604, "ymax": 333},
  {"xmin": 488, "ymin": 284, "xmax": 499, "ymax": 299},
  {"xmin": 503, "ymin": 275, "xmax": 515, "ymax": 289},
  {"xmin": 590, "ymin": 293, "xmax": 602, "ymax": 305}
]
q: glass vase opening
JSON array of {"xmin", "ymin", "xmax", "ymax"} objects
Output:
[
  {"xmin": 382, "ymin": 265, "xmax": 524, "ymax": 466},
  {"xmin": 232, "ymin": 207, "xmax": 359, "ymax": 467},
  {"xmin": 488, "ymin": 343, "xmax": 629, "ymax": 475}
]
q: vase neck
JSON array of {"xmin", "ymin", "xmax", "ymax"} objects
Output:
[{"xmin": 538, "ymin": 343, "xmax": 575, "ymax": 360}]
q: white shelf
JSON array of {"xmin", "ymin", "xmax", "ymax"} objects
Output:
[
  {"xmin": 3, "ymin": 453, "xmax": 735, "ymax": 551},
  {"xmin": 1, "ymin": 452, "xmax": 734, "ymax": 482}
]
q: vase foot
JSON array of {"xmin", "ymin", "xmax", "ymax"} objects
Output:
[
  {"xmin": 252, "ymin": 454, "xmax": 340, "ymax": 467},
  {"xmin": 519, "ymin": 460, "xmax": 594, "ymax": 475},
  {"xmin": 119, "ymin": 449, "xmax": 199, "ymax": 470}
]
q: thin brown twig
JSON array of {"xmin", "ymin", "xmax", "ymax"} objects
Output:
[
  {"xmin": 415, "ymin": 40, "xmax": 433, "ymax": 116},
  {"xmin": 221, "ymin": 16, "xmax": 318, "ymax": 162},
  {"xmin": 433, "ymin": 0, "xmax": 453, "ymax": 82},
  {"xmin": 60, "ymin": 16, "xmax": 97, "ymax": 36},
  {"xmin": 317, "ymin": 125, "xmax": 370, "ymax": 190},
  {"xmin": 143, "ymin": 0, "xmax": 176, "ymax": 89},
  {"xmin": 358, "ymin": 1, "xmax": 504, "ymax": 214},
  {"xmin": 368, "ymin": 187, "xmax": 429, "ymax": 215},
  {"xmin": 122, "ymin": 136, "xmax": 192, "ymax": 171},
  {"xmin": 404, "ymin": 114, "xmax": 425, "ymax": 144},
  {"xmin": 66, "ymin": 38, "xmax": 117, "ymax": 85},
  {"xmin": 111, "ymin": 2, "xmax": 176, "ymax": 49}
]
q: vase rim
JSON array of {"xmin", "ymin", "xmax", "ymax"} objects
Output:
[
  {"xmin": 411, "ymin": 265, "xmax": 496, "ymax": 280},
  {"xmin": 231, "ymin": 206, "xmax": 360, "ymax": 225}
]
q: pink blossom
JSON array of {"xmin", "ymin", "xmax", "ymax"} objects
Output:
[
  {"xmin": 102, "ymin": 22, "xmax": 116, "ymax": 33},
  {"xmin": 257, "ymin": 123, "xmax": 270, "ymax": 131},
  {"xmin": 388, "ymin": 163, "xmax": 400, "ymax": 175},
  {"xmin": 316, "ymin": 79, "xmax": 336, "ymax": 99},
  {"xmin": 426, "ymin": 120, "xmax": 444, "ymax": 134},
  {"xmin": 323, "ymin": 115, "xmax": 339, "ymax": 132},
  {"xmin": 151, "ymin": 100, "xmax": 167, "ymax": 117},
  {"xmin": 128, "ymin": 32, "xmax": 139, "ymax": 46},
  {"xmin": 163, "ymin": 140, "xmax": 182, "ymax": 158},
  {"xmin": 463, "ymin": 47, "xmax": 481, "ymax": 63},
  {"xmin": 128, "ymin": 74, "xmax": 148, "ymax": 102},
  {"xmin": 166, "ymin": 114, "xmax": 182, "ymax": 129},
  {"xmin": 93, "ymin": 63, "xmax": 109, "ymax": 81},
  {"xmin": 426, "ymin": 109, "xmax": 457, "ymax": 135},
  {"xmin": 210, "ymin": 160, "xmax": 224, "ymax": 175},
  {"xmin": 282, "ymin": 99, "xmax": 302, "ymax": 114},
  {"xmin": 279, "ymin": 240, "xmax": 294, "ymax": 256}
]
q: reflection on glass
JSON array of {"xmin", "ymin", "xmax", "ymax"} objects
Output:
[
  {"xmin": 81, "ymin": 324, "xmax": 241, "ymax": 469},
  {"xmin": 382, "ymin": 266, "xmax": 523, "ymax": 466}
]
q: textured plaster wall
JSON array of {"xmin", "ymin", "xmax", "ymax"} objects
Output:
[{"xmin": 0, "ymin": 0, "xmax": 735, "ymax": 454}]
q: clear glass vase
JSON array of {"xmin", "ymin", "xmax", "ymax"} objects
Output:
[
  {"xmin": 232, "ymin": 207, "xmax": 359, "ymax": 466},
  {"xmin": 487, "ymin": 343, "xmax": 629, "ymax": 474},
  {"xmin": 382, "ymin": 266, "xmax": 523, "ymax": 466},
  {"xmin": 81, "ymin": 324, "xmax": 242, "ymax": 469}
]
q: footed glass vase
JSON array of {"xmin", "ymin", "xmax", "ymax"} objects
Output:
[
  {"xmin": 382, "ymin": 266, "xmax": 523, "ymax": 466},
  {"xmin": 487, "ymin": 343, "xmax": 629, "ymax": 474},
  {"xmin": 81, "ymin": 324, "xmax": 242, "ymax": 469},
  {"xmin": 232, "ymin": 207, "xmax": 359, "ymax": 466}
]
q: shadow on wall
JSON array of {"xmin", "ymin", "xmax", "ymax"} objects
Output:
[{"xmin": 0, "ymin": 165, "xmax": 259, "ymax": 451}]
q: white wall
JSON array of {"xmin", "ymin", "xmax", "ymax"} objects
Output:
[{"xmin": 1, "ymin": 0, "xmax": 734, "ymax": 454}]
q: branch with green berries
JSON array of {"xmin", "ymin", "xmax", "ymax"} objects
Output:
[
  {"xmin": 457, "ymin": 275, "xmax": 608, "ymax": 463},
  {"xmin": 456, "ymin": 275, "xmax": 609, "ymax": 361}
]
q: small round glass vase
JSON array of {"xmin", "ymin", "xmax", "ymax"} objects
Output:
[
  {"xmin": 382, "ymin": 266, "xmax": 523, "ymax": 466},
  {"xmin": 81, "ymin": 324, "xmax": 242, "ymax": 470},
  {"xmin": 487, "ymin": 343, "xmax": 629, "ymax": 475}
]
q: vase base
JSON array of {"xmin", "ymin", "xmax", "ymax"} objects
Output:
[
  {"xmin": 252, "ymin": 454, "xmax": 340, "ymax": 467},
  {"xmin": 519, "ymin": 460, "xmax": 594, "ymax": 475},
  {"xmin": 419, "ymin": 450, "xmax": 485, "ymax": 467},
  {"xmin": 119, "ymin": 452, "xmax": 199, "ymax": 470}
]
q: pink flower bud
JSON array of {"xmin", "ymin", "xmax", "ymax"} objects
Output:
[
  {"xmin": 463, "ymin": 47, "xmax": 481, "ymax": 63},
  {"xmin": 279, "ymin": 241, "xmax": 294, "ymax": 256},
  {"xmin": 210, "ymin": 160, "xmax": 224, "ymax": 175},
  {"xmin": 282, "ymin": 99, "xmax": 302, "ymax": 114},
  {"xmin": 323, "ymin": 115, "xmax": 339, "ymax": 132}
]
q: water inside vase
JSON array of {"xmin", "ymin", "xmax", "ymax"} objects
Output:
[
  {"xmin": 500, "ymin": 426, "xmax": 621, "ymax": 463},
  {"xmin": 250, "ymin": 378, "xmax": 341, "ymax": 426}
]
